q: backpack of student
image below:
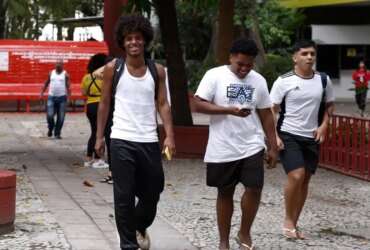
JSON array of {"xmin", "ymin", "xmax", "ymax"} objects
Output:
[
  {"xmin": 105, "ymin": 57, "xmax": 159, "ymax": 132},
  {"xmin": 318, "ymin": 72, "xmax": 327, "ymax": 125}
]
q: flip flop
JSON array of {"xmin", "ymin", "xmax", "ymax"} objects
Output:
[
  {"xmin": 282, "ymin": 227, "xmax": 299, "ymax": 239},
  {"xmin": 296, "ymin": 227, "xmax": 306, "ymax": 240},
  {"xmin": 235, "ymin": 233, "xmax": 254, "ymax": 250}
]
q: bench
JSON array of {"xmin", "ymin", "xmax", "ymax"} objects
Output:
[{"xmin": 0, "ymin": 83, "xmax": 86, "ymax": 112}]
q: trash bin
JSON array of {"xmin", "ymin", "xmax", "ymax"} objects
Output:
[{"xmin": 0, "ymin": 170, "xmax": 16, "ymax": 235}]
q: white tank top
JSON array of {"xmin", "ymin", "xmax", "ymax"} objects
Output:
[
  {"xmin": 110, "ymin": 64, "xmax": 158, "ymax": 142},
  {"xmin": 48, "ymin": 70, "xmax": 67, "ymax": 97}
]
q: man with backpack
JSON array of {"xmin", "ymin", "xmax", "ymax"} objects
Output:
[
  {"xmin": 270, "ymin": 40, "xmax": 334, "ymax": 239},
  {"xmin": 95, "ymin": 15, "xmax": 175, "ymax": 250}
]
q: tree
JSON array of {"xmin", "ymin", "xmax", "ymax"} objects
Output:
[
  {"xmin": 153, "ymin": 0, "xmax": 193, "ymax": 126},
  {"xmin": 215, "ymin": 0, "xmax": 235, "ymax": 65}
]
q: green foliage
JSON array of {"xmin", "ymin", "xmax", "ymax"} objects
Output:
[
  {"xmin": 1, "ymin": 0, "xmax": 104, "ymax": 39},
  {"xmin": 176, "ymin": 0, "xmax": 216, "ymax": 60},
  {"xmin": 235, "ymin": 0, "xmax": 305, "ymax": 52},
  {"xmin": 122, "ymin": 0, "xmax": 153, "ymax": 16},
  {"xmin": 259, "ymin": 53, "xmax": 292, "ymax": 90},
  {"xmin": 187, "ymin": 59, "xmax": 216, "ymax": 92}
]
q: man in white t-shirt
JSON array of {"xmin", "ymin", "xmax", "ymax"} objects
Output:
[
  {"xmin": 270, "ymin": 40, "xmax": 334, "ymax": 240},
  {"xmin": 194, "ymin": 39, "xmax": 278, "ymax": 250},
  {"xmin": 40, "ymin": 59, "xmax": 70, "ymax": 139}
]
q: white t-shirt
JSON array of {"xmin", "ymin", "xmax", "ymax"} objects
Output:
[
  {"xmin": 48, "ymin": 70, "xmax": 67, "ymax": 97},
  {"xmin": 270, "ymin": 71, "xmax": 335, "ymax": 138},
  {"xmin": 110, "ymin": 64, "xmax": 158, "ymax": 143},
  {"xmin": 195, "ymin": 65, "xmax": 272, "ymax": 163}
]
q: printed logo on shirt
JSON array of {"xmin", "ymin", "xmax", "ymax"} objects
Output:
[{"xmin": 226, "ymin": 84, "xmax": 255, "ymax": 105}]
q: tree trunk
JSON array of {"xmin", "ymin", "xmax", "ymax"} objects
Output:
[
  {"xmin": 0, "ymin": 0, "xmax": 7, "ymax": 39},
  {"xmin": 154, "ymin": 0, "xmax": 193, "ymax": 126},
  {"xmin": 103, "ymin": 0, "xmax": 127, "ymax": 57},
  {"xmin": 203, "ymin": 18, "xmax": 218, "ymax": 66},
  {"xmin": 57, "ymin": 24, "xmax": 63, "ymax": 40},
  {"xmin": 215, "ymin": 0, "xmax": 235, "ymax": 65}
]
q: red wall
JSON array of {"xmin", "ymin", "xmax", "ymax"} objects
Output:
[{"xmin": 0, "ymin": 40, "xmax": 108, "ymax": 85}]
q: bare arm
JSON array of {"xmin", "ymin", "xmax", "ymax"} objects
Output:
[
  {"xmin": 65, "ymin": 73, "xmax": 70, "ymax": 96},
  {"xmin": 193, "ymin": 96, "xmax": 251, "ymax": 117},
  {"xmin": 271, "ymin": 103, "xmax": 284, "ymax": 150},
  {"xmin": 40, "ymin": 73, "xmax": 51, "ymax": 98},
  {"xmin": 314, "ymin": 102, "xmax": 334, "ymax": 143},
  {"xmin": 155, "ymin": 64, "xmax": 176, "ymax": 154},
  {"xmin": 257, "ymin": 108, "xmax": 279, "ymax": 168},
  {"xmin": 95, "ymin": 60, "xmax": 115, "ymax": 157}
]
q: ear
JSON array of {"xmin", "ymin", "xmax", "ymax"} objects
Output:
[{"xmin": 292, "ymin": 54, "xmax": 297, "ymax": 63}]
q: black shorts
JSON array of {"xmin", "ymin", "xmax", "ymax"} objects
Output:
[
  {"xmin": 279, "ymin": 132, "xmax": 319, "ymax": 174},
  {"xmin": 206, "ymin": 150, "xmax": 264, "ymax": 189}
]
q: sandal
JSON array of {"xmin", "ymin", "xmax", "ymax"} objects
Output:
[
  {"xmin": 296, "ymin": 227, "xmax": 306, "ymax": 240},
  {"xmin": 282, "ymin": 227, "xmax": 299, "ymax": 239},
  {"xmin": 236, "ymin": 233, "xmax": 254, "ymax": 250},
  {"xmin": 100, "ymin": 176, "xmax": 112, "ymax": 183}
]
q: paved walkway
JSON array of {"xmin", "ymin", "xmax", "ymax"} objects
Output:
[
  {"xmin": 0, "ymin": 113, "xmax": 197, "ymax": 250},
  {"xmin": 0, "ymin": 112, "xmax": 369, "ymax": 250}
]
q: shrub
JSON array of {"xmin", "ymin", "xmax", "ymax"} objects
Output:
[{"xmin": 260, "ymin": 53, "xmax": 292, "ymax": 90}]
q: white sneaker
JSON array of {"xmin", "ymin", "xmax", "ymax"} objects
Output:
[
  {"xmin": 92, "ymin": 159, "xmax": 109, "ymax": 169},
  {"xmin": 84, "ymin": 160, "xmax": 95, "ymax": 168},
  {"xmin": 136, "ymin": 230, "xmax": 150, "ymax": 250}
]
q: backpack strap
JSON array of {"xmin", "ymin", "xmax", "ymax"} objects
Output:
[
  {"xmin": 111, "ymin": 57, "xmax": 125, "ymax": 97},
  {"xmin": 318, "ymin": 72, "xmax": 328, "ymax": 125},
  {"xmin": 86, "ymin": 73, "xmax": 101, "ymax": 97},
  {"xmin": 320, "ymin": 72, "xmax": 327, "ymax": 98},
  {"xmin": 145, "ymin": 58, "xmax": 160, "ymax": 100}
]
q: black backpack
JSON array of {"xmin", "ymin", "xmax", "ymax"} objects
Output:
[
  {"xmin": 105, "ymin": 57, "xmax": 159, "ymax": 131},
  {"xmin": 317, "ymin": 72, "xmax": 327, "ymax": 125},
  {"xmin": 277, "ymin": 72, "xmax": 327, "ymax": 132}
]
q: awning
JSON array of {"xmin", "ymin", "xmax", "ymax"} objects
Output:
[
  {"xmin": 280, "ymin": 0, "xmax": 369, "ymax": 8},
  {"xmin": 312, "ymin": 25, "xmax": 370, "ymax": 44}
]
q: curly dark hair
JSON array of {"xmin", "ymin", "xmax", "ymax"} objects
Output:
[
  {"xmin": 115, "ymin": 14, "xmax": 154, "ymax": 51},
  {"xmin": 230, "ymin": 38, "xmax": 259, "ymax": 58},
  {"xmin": 87, "ymin": 53, "xmax": 107, "ymax": 73}
]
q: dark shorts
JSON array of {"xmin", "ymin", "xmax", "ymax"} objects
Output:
[
  {"xmin": 279, "ymin": 132, "xmax": 319, "ymax": 174},
  {"xmin": 206, "ymin": 149, "xmax": 265, "ymax": 189}
]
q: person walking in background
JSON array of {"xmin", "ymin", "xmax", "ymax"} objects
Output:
[
  {"xmin": 81, "ymin": 53, "xmax": 109, "ymax": 170},
  {"xmin": 270, "ymin": 40, "xmax": 334, "ymax": 240},
  {"xmin": 95, "ymin": 15, "xmax": 175, "ymax": 250},
  {"xmin": 352, "ymin": 60, "xmax": 370, "ymax": 117},
  {"xmin": 40, "ymin": 59, "xmax": 70, "ymax": 139},
  {"xmin": 194, "ymin": 38, "xmax": 278, "ymax": 250}
]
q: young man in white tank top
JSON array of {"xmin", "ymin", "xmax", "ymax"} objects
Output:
[
  {"xmin": 95, "ymin": 15, "xmax": 175, "ymax": 250},
  {"xmin": 40, "ymin": 59, "xmax": 70, "ymax": 139}
]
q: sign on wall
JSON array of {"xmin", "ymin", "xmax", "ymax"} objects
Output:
[{"xmin": 0, "ymin": 52, "xmax": 9, "ymax": 71}]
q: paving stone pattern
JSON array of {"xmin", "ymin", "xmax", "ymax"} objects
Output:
[{"xmin": 0, "ymin": 113, "xmax": 369, "ymax": 250}]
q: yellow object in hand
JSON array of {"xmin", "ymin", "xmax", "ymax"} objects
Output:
[{"xmin": 163, "ymin": 146, "xmax": 172, "ymax": 160}]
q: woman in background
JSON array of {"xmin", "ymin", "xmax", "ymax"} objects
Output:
[{"xmin": 81, "ymin": 53, "xmax": 110, "ymax": 172}]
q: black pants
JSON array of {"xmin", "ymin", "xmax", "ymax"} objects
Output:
[
  {"xmin": 110, "ymin": 139, "xmax": 164, "ymax": 250},
  {"xmin": 86, "ymin": 102, "xmax": 100, "ymax": 158},
  {"xmin": 355, "ymin": 89, "xmax": 368, "ymax": 111}
]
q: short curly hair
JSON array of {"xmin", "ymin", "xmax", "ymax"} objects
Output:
[
  {"xmin": 115, "ymin": 14, "xmax": 154, "ymax": 51},
  {"xmin": 230, "ymin": 38, "xmax": 259, "ymax": 58}
]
